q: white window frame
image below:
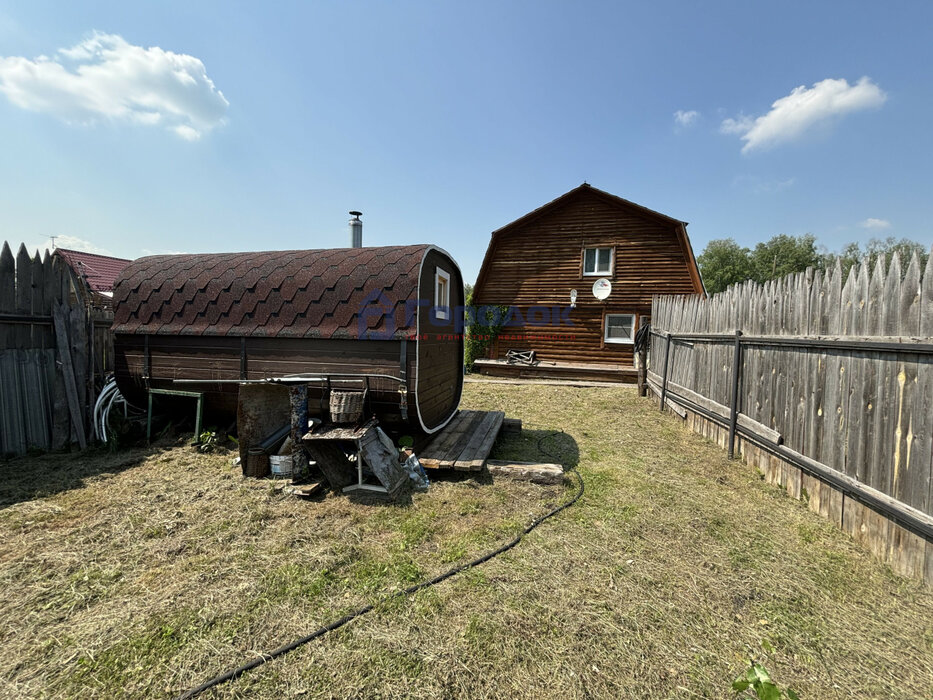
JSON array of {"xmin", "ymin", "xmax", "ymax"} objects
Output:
[
  {"xmin": 435, "ymin": 268, "xmax": 451, "ymax": 320},
  {"xmin": 604, "ymin": 313, "xmax": 635, "ymax": 344},
  {"xmin": 583, "ymin": 246, "xmax": 614, "ymax": 276}
]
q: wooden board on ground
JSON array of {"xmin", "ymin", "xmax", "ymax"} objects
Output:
[
  {"xmin": 419, "ymin": 409, "xmax": 505, "ymax": 471},
  {"xmin": 288, "ymin": 482, "xmax": 323, "ymax": 497},
  {"xmin": 486, "ymin": 460, "xmax": 564, "ymax": 484}
]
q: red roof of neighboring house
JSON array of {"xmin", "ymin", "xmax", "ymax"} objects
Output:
[
  {"xmin": 55, "ymin": 248, "xmax": 132, "ymax": 294},
  {"xmin": 112, "ymin": 245, "xmax": 433, "ymax": 339}
]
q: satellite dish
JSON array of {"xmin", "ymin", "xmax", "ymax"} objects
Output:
[{"xmin": 592, "ymin": 278, "xmax": 612, "ymax": 300}]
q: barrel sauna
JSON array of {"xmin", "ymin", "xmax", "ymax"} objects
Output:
[{"xmin": 111, "ymin": 244, "xmax": 464, "ymax": 434}]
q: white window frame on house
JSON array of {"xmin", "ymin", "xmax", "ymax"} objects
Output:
[
  {"xmin": 604, "ymin": 313, "xmax": 635, "ymax": 344},
  {"xmin": 583, "ymin": 246, "xmax": 614, "ymax": 276},
  {"xmin": 435, "ymin": 268, "xmax": 451, "ymax": 320}
]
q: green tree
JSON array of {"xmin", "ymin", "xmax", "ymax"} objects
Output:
[
  {"xmin": 826, "ymin": 236, "xmax": 930, "ymax": 278},
  {"xmin": 748, "ymin": 234, "xmax": 824, "ymax": 283},
  {"xmin": 698, "ymin": 233, "xmax": 930, "ymax": 296},
  {"xmin": 697, "ymin": 238, "xmax": 752, "ymax": 294}
]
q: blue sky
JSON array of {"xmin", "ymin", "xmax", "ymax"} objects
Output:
[{"xmin": 0, "ymin": 1, "xmax": 930, "ymax": 284}]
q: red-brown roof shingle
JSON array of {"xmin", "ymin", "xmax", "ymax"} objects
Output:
[{"xmin": 112, "ymin": 245, "xmax": 432, "ymax": 339}]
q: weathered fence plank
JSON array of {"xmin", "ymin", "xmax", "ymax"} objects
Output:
[
  {"xmin": 53, "ymin": 303, "xmax": 87, "ymax": 450},
  {"xmin": 0, "ymin": 241, "xmax": 122, "ymax": 455},
  {"xmin": 48, "ymin": 256, "xmax": 71, "ymax": 450},
  {"xmin": 650, "ymin": 250, "xmax": 933, "ymax": 587},
  {"xmin": 894, "ymin": 254, "xmax": 924, "ymax": 511},
  {"xmin": 846, "ymin": 262, "xmax": 870, "ymax": 484},
  {"xmin": 0, "ymin": 243, "xmax": 14, "ymax": 350},
  {"xmin": 14, "ymin": 244, "xmax": 32, "ymax": 349}
]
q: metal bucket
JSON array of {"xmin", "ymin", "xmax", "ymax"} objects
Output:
[{"xmin": 269, "ymin": 454, "xmax": 293, "ymax": 476}]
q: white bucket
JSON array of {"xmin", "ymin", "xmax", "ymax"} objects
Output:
[{"xmin": 269, "ymin": 455, "xmax": 293, "ymax": 476}]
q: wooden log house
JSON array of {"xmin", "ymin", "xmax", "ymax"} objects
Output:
[{"xmin": 471, "ymin": 183, "xmax": 705, "ymax": 382}]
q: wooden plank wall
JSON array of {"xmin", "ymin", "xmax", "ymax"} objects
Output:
[
  {"xmin": 473, "ymin": 187, "xmax": 700, "ymax": 364},
  {"xmin": 649, "ymin": 252, "xmax": 933, "ymax": 587},
  {"xmin": 0, "ymin": 241, "xmax": 111, "ymax": 456},
  {"xmin": 416, "ymin": 248, "xmax": 465, "ymax": 429},
  {"xmin": 114, "ymin": 334, "xmax": 415, "ymax": 423}
]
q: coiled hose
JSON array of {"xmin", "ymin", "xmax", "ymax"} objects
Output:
[{"xmin": 175, "ymin": 429, "xmax": 584, "ymax": 699}]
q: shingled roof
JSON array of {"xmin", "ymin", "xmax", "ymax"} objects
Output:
[
  {"xmin": 55, "ymin": 248, "xmax": 132, "ymax": 294},
  {"xmin": 112, "ymin": 245, "xmax": 431, "ymax": 339}
]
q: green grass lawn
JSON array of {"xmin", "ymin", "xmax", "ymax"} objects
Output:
[{"xmin": 1, "ymin": 381, "xmax": 931, "ymax": 699}]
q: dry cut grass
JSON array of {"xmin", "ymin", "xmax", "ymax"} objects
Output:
[{"xmin": 0, "ymin": 382, "xmax": 931, "ymax": 699}]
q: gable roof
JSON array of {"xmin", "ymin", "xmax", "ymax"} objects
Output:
[
  {"xmin": 112, "ymin": 244, "xmax": 433, "ymax": 339},
  {"xmin": 492, "ymin": 182, "xmax": 688, "ymax": 234},
  {"xmin": 54, "ymin": 248, "xmax": 132, "ymax": 294},
  {"xmin": 474, "ymin": 183, "xmax": 705, "ymax": 295}
]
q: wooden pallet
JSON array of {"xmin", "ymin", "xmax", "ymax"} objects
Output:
[{"xmin": 418, "ymin": 410, "xmax": 505, "ymax": 471}]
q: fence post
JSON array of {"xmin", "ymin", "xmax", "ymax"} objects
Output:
[
  {"xmin": 659, "ymin": 332, "xmax": 672, "ymax": 412},
  {"xmin": 636, "ymin": 341, "xmax": 648, "ymax": 397},
  {"xmin": 727, "ymin": 329, "xmax": 743, "ymax": 458}
]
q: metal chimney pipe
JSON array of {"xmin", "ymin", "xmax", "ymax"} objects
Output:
[{"xmin": 349, "ymin": 211, "xmax": 362, "ymax": 248}]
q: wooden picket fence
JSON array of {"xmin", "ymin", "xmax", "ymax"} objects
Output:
[
  {"xmin": 0, "ymin": 241, "xmax": 114, "ymax": 456},
  {"xmin": 647, "ymin": 252, "xmax": 933, "ymax": 587}
]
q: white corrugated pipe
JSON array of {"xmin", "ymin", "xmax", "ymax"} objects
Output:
[{"xmin": 93, "ymin": 378, "xmax": 125, "ymax": 443}]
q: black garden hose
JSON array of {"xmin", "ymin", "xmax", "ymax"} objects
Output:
[
  {"xmin": 175, "ymin": 430, "xmax": 583, "ymax": 700},
  {"xmin": 633, "ymin": 323, "xmax": 651, "ymax": 355}
]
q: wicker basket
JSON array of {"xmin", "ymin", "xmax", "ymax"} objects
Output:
[
  {"xmin": 329, "ymin": 390, "xmax": 364, "ymax": 424},
  {"xmin": 244, "ymin": 450, "xmax": 270, "ymax": 478}
]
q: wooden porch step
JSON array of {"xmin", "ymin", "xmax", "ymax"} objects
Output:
[
  {"xmin": 418, "ymin": 409, "xmax": 505, "ymax": 471},
  {"xmin": 474, "ymin": 358, "xmax": 636, "ymax": 383}
]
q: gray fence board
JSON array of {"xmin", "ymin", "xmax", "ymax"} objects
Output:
[
  {"xmin": 0, "ymin": 240, "xmax": 115, "ymax": 456},
  {"xmin": 651, "ymin": 250, "xmax": 933, "ymax": 586}
]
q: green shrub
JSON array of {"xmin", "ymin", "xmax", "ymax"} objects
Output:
[{"xmin": 464, "ymin": 289, "xmax": 508, "ymax": 372}]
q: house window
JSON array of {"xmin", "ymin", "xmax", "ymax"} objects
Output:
[
  {"xmin": 435, "ymin": 268, "xmax": 450, "ymax": 320},
  {"xmin": 604, "ymin": 313, "xmax": 635, "ymax": 344},
  {"xmin": 583, "ymin": 247, "xmax": 613, "ymax": 276}
]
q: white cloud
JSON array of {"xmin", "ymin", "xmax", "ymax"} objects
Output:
[
  {"xmin": 19, "ymin": 235, "xmax": 114, "ymax": 258},
  {"xmin": 720, "ymin": 114, "xmax": 753, "ymax": 135},
  {"xmin": 174, "ymin": 124, "xmax": 201, "ymax": 141},
  {"xmin": 720, "ymin": 77, "xmax": 886, "ymax": 153},
  {"xmin": 0, "ymin": 32, "xmax": 228, "ymax": 139},
  {"xmin": 674, "ymin": 109, "xmax": 699, "ymax": 127},
  {"xmin": 141, "ymin": 248, "xmax": 188, "ymax": 256},
  {"xmin": 860, "ymin": 217, "xmax": 891, "ymax": 230}
]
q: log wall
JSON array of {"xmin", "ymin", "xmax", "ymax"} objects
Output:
[{"xmin": 473, "ymin": 185, "xmax": 702, "ymax": 365}]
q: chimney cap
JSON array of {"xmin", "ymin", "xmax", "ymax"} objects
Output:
[{"xmin": 349, "ymin": 210, "xmax": 362, "ymax": 218}]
